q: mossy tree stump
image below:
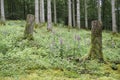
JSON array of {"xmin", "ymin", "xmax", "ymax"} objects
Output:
[
  {"xmin": 24, "ymin": 14, "xmax": 35, "ymax": 40},
  {"xmin": 88, "ymin": 20, "xmax": 103, "ymax": 61},
  {"xmin": 88, "ymin": 20, "xmax": 103, "ymax": 60}
]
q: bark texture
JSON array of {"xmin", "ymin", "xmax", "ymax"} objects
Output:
[
  {"xmin": 89, "ymin": 20, "xmax": 103, "ymax": 61},
  {"xmin": 98, "ymin": 0, "xmax": 102, "ymax": 22},
  {"xmin": 47, "ymin": 0, "xmax": 52, "ymax": 31},
  {"xmin": 0, "ymin": 0, "xmax": 5, "ymax": 25},
  {"xmin": 85, "ymin": 0, "xmax": 88, "ymax": 29},
  {"xmin": 54, "ymin": 0, "xmax": 57, "ymax": 24},
  {"xmin": 111, "ymin": 0, "xmax": 117, "ymax": 33},
  {"xmin": 40, "ymin": 0, "xmax": 45, "ymax": 23},
  {"xmin": 72, "ymin": 0, "xmax": 75, "ymax": 27},
  {"xmin": 76, "ymin": 0, "xmax": 80, "ymax": 29},
  {"xmin": 35, "ymin": 0, "xmax": 39, "ymax": 24},
  {"xmin": 68, "ymin": 0, "xmax": 72, "ymax": 27},
  {"xmin": 24, "ymin": 14, "xmax": 35, "ymax": 40}
]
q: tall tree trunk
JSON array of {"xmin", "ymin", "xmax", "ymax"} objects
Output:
[
  {"xmin": 85, "ymin": 0, "xmax": 88, "ymax": 29},
  {"xmin": 54, "ymin": 0, "xmax": 57, "ymax": 24},
  {"xmin": 117, "ymin": 0, "xmax": 120, "ymax": 32},
  {"xmin": 98, "ymin": 0, "xmax": 102, "ymax": 22},
  {"xmin": 72, "ymin": 0, "xmax": 76, "ymax": 27},
  {"xmin": 68, "ymin": 0, "xmax": 72, "ymax": 27},
  {"xmin": 40, "ymin": 0, "xmax": 45, "ymax": 23},
  {"xmin": 0, "ymin": 0, "xmax": 5, "ymax": 24},
  {"xmin": 0, "ymin": 0, "xmax": 1, "ymax": 15},
  {"xmin": 35, "ymin": 0, "xmax": 39, "ymax": 24},
  {"xmin": 47, "ymin": 0, "xmax": 52, "ymax": 31},
  {"xmin": 23, "ymin": 0, "xmax": 26, "ymax": 19},
  {"xmin": 111, "ymin": 0, "xmax": 117, "ymax": 33},
  {"xmin": 76, "ymin": 0, "xmax": 80, "ymax": 29}
]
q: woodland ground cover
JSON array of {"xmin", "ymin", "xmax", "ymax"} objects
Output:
[{"xmin": 0, "ymin": 21, "xmax": 120, "ymax": 80}]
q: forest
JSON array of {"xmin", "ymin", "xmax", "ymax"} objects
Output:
[{"xmin": 0, "ymin": 0, "xmax": 120, "ymax": 80}]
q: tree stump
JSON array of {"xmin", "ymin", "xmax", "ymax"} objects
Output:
[
  {"xmin": 24, "ymin": 14, "xmax": 35, "ymax": 40},
  {"xmin": 88, "ymin": 20, "xmax": 103, "ymax": 61}
]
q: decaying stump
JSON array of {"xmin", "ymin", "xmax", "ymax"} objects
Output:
[
  {"xmin": 88, "ymin": 20, "xmax": 103, "ymax": 61},
  {"xmin": 24, "ymin": 14, "xmax": 35, "ymax": 40},
  {"xmin": 80, "ymin": 20, "xmax": 104, "ymax": 62}
]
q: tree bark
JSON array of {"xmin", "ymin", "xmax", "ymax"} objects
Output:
[
  {"xmin": 54, "ymin": 0, "xmax": 57, "ymax": 24},
  {"xmin": 72, "ymin": 0, "xmax": 76, "ymax": 27},
  {"xmin": 24, "ymin": 14, "xmax": 35, "ymax": 40},
  {"xmin": 47, "ymin": 0, "xmax": 52, "ymax": 31},
  {"xmin": 76, "ymin": 0, "xmax": 80, "ymax": 29},
  {"xmin": 98, "ymin": 0, "xmax": 102, "ymax": 22},
  {"xmin": 40, "ymin": 0, "xmax": 45, "ymax": 23},
  {"xmin": 68, "ymin": 0, "xmax": 72, "ymax": 27},
  {"xmin": 88, "ymin": 20, "xmax": 103, "ymax": 61},
  {"xmin": 0, "ymin": 0, "xmax": 5, "ymax": 25},
  {"xmin": 35, "ymin": 0, "xmax": 39, "ymax": 24},
  {"xmin": 111, "ymin": 0, "xmax": 117, "ymax": 33},
  {"xmin": 85, "ymin": 0, "xmax": 88, "ymax": 29}
]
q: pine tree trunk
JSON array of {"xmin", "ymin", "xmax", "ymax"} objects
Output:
[
  {"xmin": 98, "ymin": 0, "xmax": 102, "ymax": 22},
  {"xmin": 68, "ymin": 0, "xmax": 72, "ymax": 27},
  {"xmin": 0, "ymin": 0, "xmax": 5, "ymax": 25},
  {"xmin": 111, "ymin": 0, "xmax": 117, "ymax": 33},
  {"xmin": 47, "ymin": 0, "xmax": 52, "ymax": 31},
  {"xmin": 24, "ymin": 14, "xmax": 35, "ymax": 40},
  {"xmin": 72, "ymin": 0, "xmax": 76, "ymax": 27},
  {"xmin": 35, "ymin": 0, "xmax": 39, "ymax": 25},
  {"xmin": 85, "ymin": 0, "xmax": 88, "ymax": 29},
  {"xmin": 88, "ymin": 20, "xmax": 103, "ymax": 61},
  {"xmin": 54, "ymin": 0, "xmax": 57, "ymax": 24},
  {"xmin": 76, "ymin": 0, "xmax": 80, "ymax": 29},
  {"xmin": 40, "ymin": 0, "xmax": 45, "ymax": 23}
]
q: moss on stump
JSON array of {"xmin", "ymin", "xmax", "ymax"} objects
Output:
[
  {"xmin": 88, "ymin": 20, "xmax": 103, "ymax": 61},
  {"xmin": 75, "ymin": 21, "xmax": 104, "ymax": 63},
  {"xmin": 24, "ymin": 14, "xmax": 35, "ymax": 40}
]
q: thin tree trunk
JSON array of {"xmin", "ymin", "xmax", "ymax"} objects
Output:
[
  {"xmin": 23, "ymin": 0, "xmax": 26, "ymax": 19},
  {"xmin": 35, "ymin": 0, "xmax": 39, "ymax": 24},
  {"xmin": 47, "ymin": 0, "xmax": 52, "ymax": 31},
  {"xmin": 40, "ymin": 0, "xmax": 45, "ymax": 23},
  {"xmin": 98, "ymin": 0, "xmax": 102, "ymax": 22},
  {"xmin": 76, "ymin": 0, "xmax": 80, "ymax": 29},
  {"xmin": 111, "ymin": 0, "xmax": 117, "ymax": 33},
  {"xmin": 0, "ymin": 0, "xmax": 5, "ymax": 24},
  {"xmin": 54, "ymin": 0, "xmax": 57, "ymax": 24},
  {"xmin": 85, "ymin": 0, "xmax": 88, "ymax": 29},
  {"xmin": 68, "ymin": 0, "xmax": 72, "ymax": 27},
  {"xmin": 72, "ymin": 0, "xmax": 76, "ymax": 27},
  {"xmin": 0, "ymin": 0, "xmax": 1, "ymax": 16}
]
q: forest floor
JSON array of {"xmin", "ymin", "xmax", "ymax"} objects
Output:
[{"xmin": 0, "ymin": 21, "xmax": 120, "ymax": 80}]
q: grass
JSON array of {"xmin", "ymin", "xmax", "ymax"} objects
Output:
[{"xmin": 0, "ymin": 21, "xmax": 120, "ymax": 80}]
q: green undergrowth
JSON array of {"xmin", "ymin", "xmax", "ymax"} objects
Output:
[{"xmin": 0, "ymin": 21, "xmax": 120, "ymax": 80}]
